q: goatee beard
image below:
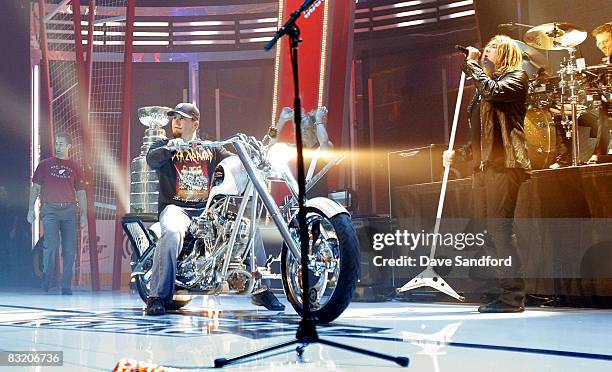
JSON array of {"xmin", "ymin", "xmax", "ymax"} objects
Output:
[{"xmin": 172, "ymin": 129, "xmax": 181, "ymax": 139}]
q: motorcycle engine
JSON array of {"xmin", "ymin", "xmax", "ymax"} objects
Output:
[
  {"xmin": 227, "ymin": 212, "xmax": 250, "ymax": 255},
  {"xmin": 189, "ymin": 215, "xmax": 215, "ymax": 247},
  {"xmin": 178, "ymin": 199, "xmax": 252, "ymax": 292}
]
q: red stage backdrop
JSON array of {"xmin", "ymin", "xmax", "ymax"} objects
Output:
[{"xmin": 272, "ymin": 1, "xmax": 355, "ymax": 191}]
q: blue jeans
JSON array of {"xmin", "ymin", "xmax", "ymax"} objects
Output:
[
  {"xmin": 149, "ymin": 205, "xmax": 269, "ymax": 302},
  {"xmin": 41, "ymin": 203, "xmax": 78, "ymax": 290}
]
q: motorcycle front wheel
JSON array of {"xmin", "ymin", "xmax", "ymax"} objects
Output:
[{"xmin": 281, "ymin": 209, "xmax": 360, "ymax": 324}]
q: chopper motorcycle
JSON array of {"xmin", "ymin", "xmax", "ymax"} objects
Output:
[{"xmin": 123, "ymin": 132, "xmax": 359, "ymax": 323}]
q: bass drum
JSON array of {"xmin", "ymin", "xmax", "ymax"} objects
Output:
[{"xmin": 524, "ymin": 108, "xmax": 557, "ymax": 169}]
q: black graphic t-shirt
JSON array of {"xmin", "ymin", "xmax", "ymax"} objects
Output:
[{"xmin": 146, "ymin": 139, "xmax": 231, "ymax": 214}]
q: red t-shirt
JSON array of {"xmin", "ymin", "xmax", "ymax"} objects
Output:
[{"xmin": 32, "ymin": 157, "xmax": 85, "ymax": 203}]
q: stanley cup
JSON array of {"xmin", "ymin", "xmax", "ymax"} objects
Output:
[{"xmin": 130, "ymin": 106, "xmax": 171, "ymax": 214}]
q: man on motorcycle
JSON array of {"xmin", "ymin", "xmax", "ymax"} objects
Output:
[{"xmin": 144, "ymin": 102, "xmax": 285, "ymax": 315}]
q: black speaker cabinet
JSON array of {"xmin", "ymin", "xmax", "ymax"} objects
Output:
[
  {"xmin": 387, "ymin": 145, "xmax": 472, "ymax": 218},
  {"xmin": 352, "ymin": 215, "xmax": 395, "ymax": 301}
]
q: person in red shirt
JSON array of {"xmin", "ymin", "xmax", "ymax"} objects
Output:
[{"xmin": 27, "ymin": 132, "xmax": 88, "ymax": 295}]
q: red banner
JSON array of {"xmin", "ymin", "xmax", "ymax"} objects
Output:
[{"xmin": 273, "ymin": 1, "xmax": 355, "ymax": 190}]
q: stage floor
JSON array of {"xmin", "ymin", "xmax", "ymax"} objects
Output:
[{"xmin": 1, "ymin": 290, "xmax": 612, "ymax": 371}]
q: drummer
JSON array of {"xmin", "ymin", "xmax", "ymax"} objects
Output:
[
  {"xmin": 588, "ymin": 23, "xmax": 612, "ymax": 160},
  {"xmin": 593, "ymin": 22, "xmax": 611, "ymax": 62},
  {"xmin": 554, "ymin": 23, "xmax": 611, "ymax": 166}
]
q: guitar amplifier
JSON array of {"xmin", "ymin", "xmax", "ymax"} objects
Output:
[{"xmin": 387, "ymin": 145, "xmax": 472, "ymax": 218}]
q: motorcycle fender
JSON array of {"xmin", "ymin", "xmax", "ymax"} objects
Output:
[
  {"xmin": 304, "ymin": 197, "xmax": 349, "ymax": 219},
  {"xmin": 148, "ymin": 222, "xmax": 161, "ymax": 241}
]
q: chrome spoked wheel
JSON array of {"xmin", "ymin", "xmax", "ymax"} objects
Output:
[{"xmin": 281, "ymin": 209, "xmax": 360, "ymax": 324}]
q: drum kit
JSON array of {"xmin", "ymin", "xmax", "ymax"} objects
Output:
[{"xmin": 513, "ymin": 22, "xmax": 612, "ymax": 168}]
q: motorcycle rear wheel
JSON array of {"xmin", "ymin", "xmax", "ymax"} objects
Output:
[
  {"xmin": 133, "ymin": 252, "xmax": 192, "ymax": 311},
  {"xmin": 281, "ymin": 210, "xmax": 360, "ymax": 324}
]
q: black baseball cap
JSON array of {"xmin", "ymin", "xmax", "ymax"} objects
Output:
[{"xmin": 168, "ymin": 102, "xmax": 200, "ymax": 120}]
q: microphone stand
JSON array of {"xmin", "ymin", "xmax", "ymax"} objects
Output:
[
  {"xmin": 214, "ymin": 0, "xmax": 408, "ymax": 368},
  {"xmin": 397, "ymin": 70, "xmax": 466, "ymax": 300}
]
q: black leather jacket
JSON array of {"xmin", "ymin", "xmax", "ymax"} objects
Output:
[{"xmin": 462, "ymin": 60, "xmax": 531, "ymax": 170}]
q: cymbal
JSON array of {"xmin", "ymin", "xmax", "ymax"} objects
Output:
[
  {"xmin": 514, "ymin": 39, "xmax": 552, "ymax": 78},
  {"xmin": 524, "ymin": 22, "xmax": 587, "ymax": 50}
]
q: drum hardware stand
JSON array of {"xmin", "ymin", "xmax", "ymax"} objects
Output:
[
  {"xmin": 214, "ymin": 0, "xmax": 409, "ymax": 368},
  {"xmin": 558, "ymin": 47, "xmax": 581, "ymax": 166},
  {"xmin": 397, "ymin": 69, "xmax": 466, "ymax": 302}
]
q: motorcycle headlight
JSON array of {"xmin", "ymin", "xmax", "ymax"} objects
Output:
[{"xmin": 267, "ymin": 143, "xmax": 295, "ymax": 171}]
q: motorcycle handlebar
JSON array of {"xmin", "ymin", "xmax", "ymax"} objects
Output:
[
  {"xmin": 175, "ymin": 134, "xmax": 266, "ymax": 162},
  {"xmin": 181, "ymin": 135, "xmax": 242, "ymax": 148},
  {"xmin": 173, "ymin": 134, "xmax": 245, "ymax": 150}
]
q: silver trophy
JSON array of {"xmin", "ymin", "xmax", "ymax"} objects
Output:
[{"xmin": 130, "ymin": 106, "xmax": 171, "ymax": 214}]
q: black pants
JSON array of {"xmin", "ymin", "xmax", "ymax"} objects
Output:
[
  {"xmin": 578, "ymin": 107, "xmax": 610, "ymax": 156},
  {"xmin": 471, "ymin": 167, "xmax": 528, "ymax": 306}
]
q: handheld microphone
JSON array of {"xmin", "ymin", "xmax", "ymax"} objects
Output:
[
  {"xmin": 522, "ymin": 52, "xmax": 531, "ymax": 61},
  {"xmin": 455, "ymin": 45, "xmax": 469, "ymax": 56}
]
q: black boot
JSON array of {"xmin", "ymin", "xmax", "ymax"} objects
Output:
[
  {"xmin": 251, "ymin": 289, "xmax": 285, "ymax": 311},
  {"xmin": 145, "ymin": 297, "xmax": 166, "ymax": 315},
  {"xmin": 478, "ymin": 299, "xmax": 524, "ymax": 313}
]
